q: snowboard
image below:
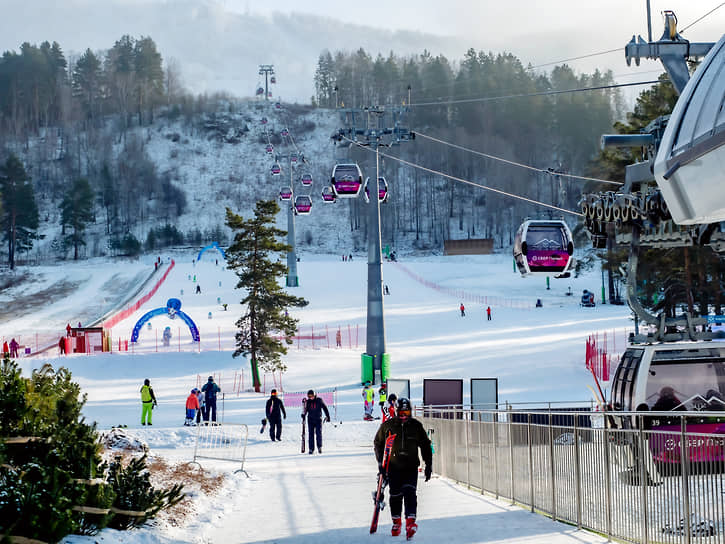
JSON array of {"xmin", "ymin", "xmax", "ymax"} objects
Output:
[{"xmin": 370, "ymin": 432, "xmax": 397, "ymax": 534}]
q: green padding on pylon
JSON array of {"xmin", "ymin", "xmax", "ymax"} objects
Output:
[
  {"xmin": 361, "ymin": 354, "xmax": 374, "ymax": 384},
  {"xmin": 381, "ymin": 353, "xmax": 391, "ymax": 382}
]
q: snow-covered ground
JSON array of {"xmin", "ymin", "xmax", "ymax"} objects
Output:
[{"xmin": 12, "ymin": 251, "xmax": 628, "ymax": 543}]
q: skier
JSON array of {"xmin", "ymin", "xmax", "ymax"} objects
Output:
[
  {"xmin": 382, "ymin": 393, "xmax": 397, "ymax": 423},
  {"xmin": 302, "ymin": 389, "xmax": 330, "ymax": 454},
  {"xmin": 374, "ymin": 398, "xmax": 432, "ymax": 539},
  {"xmin": 363, "ymin": 381, "xmax": 375, "ymax": 420},
  {"xmin": 265, "ymin": 389, "xmax": 287, "ymax": 442},
  {"xmin": 196, "ymin": 284, "xmax": 201, "ymax": 294},
  {"xmin": 58, "ymin": 336, "xmax": 66, "ymax": 355},
  {"xmin": 460, "ymin": 303, "xmax": 465, "ymax": 317},
  {"xmin": 201, "ymin": 376, "xmax": 221, "ymax": 424},
  {"xmin": 196, "ymin": 388, "xmax": 206, "ymax": 424},
  {"xmin": 140, "ymin": 378, "xmax": 158, "ymax": 426},
  {"xmin": 9, "ymin": 338, "xmax": 19, "ymax": 358},
  {"xmin": 2, "ymin": 340, "xmax": 8, "ymax": 357},
  {"xmin": 336, "ymin": 328, "xmax": 342, "ymax": 348},
  {"xmin": 162, "ymin": 327, "xmax": 172, "ymax": 346},
  {"xmin": 486, "ymin": 306, "xmax": 492, "ymax": 321},
  {"xmin": 185, "ymin": 388, "xmax": 200, "ymax": 426},
  {"xmin": 66, "ymin": 323, "xmax": 72, "ymax": 336},
  {"xmin": 378, "ymin": 383, "xmax": 387, "ymax": 416},
  {"xmin": 384, "ymin": 285, "xmax": 390, "ymax": 295}
]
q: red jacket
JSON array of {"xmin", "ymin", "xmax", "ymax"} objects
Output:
[{"xmin": 186, "ymin": 393, "xmax": 200, "ymax": 410}]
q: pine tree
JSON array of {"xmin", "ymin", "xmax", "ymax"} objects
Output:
[
  {"xmin": 0, "ymin": 154, "xmax": 39, "ymax": 269},
  {"xmin": 72, "ymin": 48, "xmax": 103, "ymax": 121},
  {"xmin": 225, "ymin": 201, "xmax": 308, "ymax": 392},
  {"xmin": 61, "ymin": 177, "xmax": 95, "ymax": 260}
]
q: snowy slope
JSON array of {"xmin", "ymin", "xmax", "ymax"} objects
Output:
[{"xmin": 10, "ymin": 250, "xmax": 628, "ymax": 543}]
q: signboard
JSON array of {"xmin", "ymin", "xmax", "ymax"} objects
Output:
[
  {"xmin": 385, "ymin": 379, "xmax": 410, "ymax": 403},
  {"xmin": 707, "ymin": 315, "xmax": 725, "ymax": 324},
  {"xmin": 423, "ymin": 379, "xmax": 463, "ymax": 419},
  {"xmin": 470, "ymin": 378, "xmax": 498, "ymax": 422}
]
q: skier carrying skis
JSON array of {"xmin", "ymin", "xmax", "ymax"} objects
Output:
[
  {"xmin": 302, "ymin": 389, "xmax": 330, "ymax": 454},
  {"xmin": 363, "ymin": 381, "xmax": 375, "ymax": 420},
  {"xmin": 265, "ymin": 389, "xmax": 286, "ymax": 442},
  {"xmin": 373, "ymin": 397, "xmax": 432, "ymax": 539}
]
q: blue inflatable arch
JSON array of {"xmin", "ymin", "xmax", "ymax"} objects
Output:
[
  {"xmin": 131, "ymin": 298, "xmax": 200, "ymax": 343},
  {"xmin": 197, "ymin": 242, "xmax": 226, "ymax": 261}
]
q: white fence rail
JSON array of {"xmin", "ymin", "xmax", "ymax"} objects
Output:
[{"xmin": 191, "ymin": 423, "xmax": 249, "ymax": 476}]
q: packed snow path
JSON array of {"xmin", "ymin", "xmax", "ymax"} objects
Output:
[{"xmin": 146, "ymin": 426, "xmax": 610, "ymax": 544}]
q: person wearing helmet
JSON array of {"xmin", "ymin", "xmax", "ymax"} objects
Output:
[
  {"xmin": 373, "ymin": 397, "xmax": 432, "ymax": 539},
  {"xmin": 140, "ymin": 378, "xmax": 158, "ymax": 426},
  {"xmin": 265, "ymin": 389, "xmax": 287, "ymax": 442},
  {"xmin": 363, "ymin": 381, "xmax": 375, "ymax": 420},
  {"xmin": 201, "ymin": 376, "xmax": 221, "ymax": 424},
  {"xmin": 302, "ymin": 389, "xmax": 330, "ymax": 454},
  {"xmin": 378, "ymin": 383, "xmax": 387, "ymax": 416},
  {"xmin": 185, "ymin": 388, "xmax": 200, "ymax": 426},
  {"xmin": 382, "ymin": 393, "xmax": 397, "ymax": 423}
]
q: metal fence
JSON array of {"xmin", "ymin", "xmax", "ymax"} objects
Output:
[
  {"xmin": 418, "ymin": 406, "xmax": 725, "ymax": 544},
  {"xmin": 191, "ymin": 423, "xmax": 249, "ymax": 476}
]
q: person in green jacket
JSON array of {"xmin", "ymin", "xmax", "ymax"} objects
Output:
[
  {"xmin": 373, "ymin": 397, "xmax": 432, "ymax": 539},
  {"xmin": 140, "ymin": 378, "xmax": 158, "ymax": 425}
]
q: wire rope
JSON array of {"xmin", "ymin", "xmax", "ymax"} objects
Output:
[
  {"xmin": 340, "ymin": 135, "xmax": 582, "ymax": 217},
  {"xmin": 408, "ymin": 80, "xmax": 660, "ymax": 107},
  {"xmin": 680, "ymin": 2, "xmax": 725, "ymax": 33},
  {"xmin": 527, "ymin": 48, "xmax": 622, "ymax": 70},
  {"xmin": 414, "ymin": 131, "xmax": 623, "ymax": 186}
]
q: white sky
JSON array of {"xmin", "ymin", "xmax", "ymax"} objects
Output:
[{"xmin": 0, "ymin": 0, "xmax": 722, "ymax": 102}]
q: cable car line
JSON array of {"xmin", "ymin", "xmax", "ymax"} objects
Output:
[
  {"xmin": 527, "ymin": 47, "xmax": 622, "ymax": 70},
  {"xmin": 680, "ymin": 2, "xmax": 725, "ymax": 33},
  {"xmin": 414, "ymin": 131, "xmax": 623, "ymax": 186},
  {"xmin": 408, "ymin": 79, "xmax": 660, "ymax": 107},
  {"xmin": 341, "ymin": 135, "xmax": 582, "ymax": 217}
]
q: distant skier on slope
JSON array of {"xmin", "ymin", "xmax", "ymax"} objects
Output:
[
  {"xmin": 302, "ymin": 389, "xmax": 330, "ymax": 454},
  {"xmin": 460, "ymin": 303, "xmax": 465, "ymax": 317},
  {"xmin": 374, "ymin": 397, "xmax": 432, "ymax": 539}
]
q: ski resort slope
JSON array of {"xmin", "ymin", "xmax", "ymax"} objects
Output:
[{"xmin": 16, "ymin": 251, "xmax": 627, "ymax": 543}]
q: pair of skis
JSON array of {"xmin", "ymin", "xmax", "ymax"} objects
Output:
[
  {"xmin": 370, "ymin": 432, "xmax": 396, "ymax": 534},
  {"xmin": 301, "ymin": 399, "xmax": 306, "ymax": 453}
]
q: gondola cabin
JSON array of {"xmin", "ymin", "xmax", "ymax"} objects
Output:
[
  {"xmin": 300, "ymin": 173, "xmax": 312, "ymax": 186},
  {"xmin": 331, "ymin": 163, "xmax": 363, "ymax": 198},
  {"xmin": 270, "ymin": 76, "xmax": 276, "ymax": 84},
  {"xmin": 363, "ymin": 177, "xmax": 388, "ymax": 203},
  {"xmin": 291, "ymin": 154, "xmax": 298, "ymax": 164},
  {"xmin": 265, "ymin": 144, "xmax": 274, "ymax": 155},
  {"xmin": 261, "ymin": 117, "xmax": 268, "ymax": 125},
  {"xmin": 294, "ymin": 195, "xmax": 312, "ymax": 215},
  {"xmin": 513, "ymin": 220, "xmax": 574, "ymax": 277},
  {"xmin": 281, "ymin": 128, "xmax": 289, "ymax": 137},
  {"xmin": 610, "ymin": 342, "xmax": 725, "ymax": 465},
  {"xmin": 271, "ymin": 163, "xmax": 281, "ymax": 176},
  {"xmin": 321, "ymin": 186, "xmax": 336, "ymax": 203},
  {"xmin": 653, "ymin": 34, "xmax": 725, "ymax": 225},
  {"xmin": 275, "ymin": 102, "xmax": 282, "ymax": 109},
  {"xmin": 256, "ymin": 87, "xmax": 264, "ymax": 96},
  {"xmin": 279, "ymin": 187, "xmax": 292, "ymax": 201}
]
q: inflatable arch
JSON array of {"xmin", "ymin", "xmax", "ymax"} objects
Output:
[
  {"xmin": 131, "ymin": 298, "xmax": 200, "ymax": 343},
  {"xmin": 197, "ymin": 242, "xmax": 226, "ymax": 261}
]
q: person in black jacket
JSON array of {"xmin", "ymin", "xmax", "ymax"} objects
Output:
[
  {"xmin": 265, "ymin": 389, "xmax": 287, "ymax": 441},
  {"xmin": 302, "ymin": 389, "xmax": 330, "ymax": 454},
  {"xmin": 373, "ymin": 397, "xmax": 432, "ymax": 539}
]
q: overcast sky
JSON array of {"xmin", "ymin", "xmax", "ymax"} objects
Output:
[{"xmin": 0, "ymin": 0, "xmax": 722, "ymax": 102}]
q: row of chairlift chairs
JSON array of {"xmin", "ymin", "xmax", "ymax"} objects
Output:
[{"xmin": 277, "ymin": 163, "xmax": 389, "ymax": 215}]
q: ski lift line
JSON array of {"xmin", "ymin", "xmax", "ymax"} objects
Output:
[
  {"xmin": 527, "ymin": 48, "xmax": 622, "ymax": 71},
  {"xmin": 407, "ymin": 80, "xmax": 660, "ymax": 108},
  {"xmin": 341, "ymin": 136, "xmax": 582, "ymax": 217},
  {"xmin": 414, "ymin": 131, "xmax": 623, "ymax": 186},
  {"xmin": 679, "ymin": 2, "xmax": 725, "ymax": 33}
]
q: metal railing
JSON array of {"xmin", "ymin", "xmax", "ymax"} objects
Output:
[
  {"xmin": 418, "ymin": 406, "xmax": 725, "ymax": 544},
  {"xmin": 190, "ymin": 423, "xmax": 249, "ymax": 476}
]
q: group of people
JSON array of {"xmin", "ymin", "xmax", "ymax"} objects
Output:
[
  {"xmin": 341, "ymin": 254, "xmax": 353, "ymax": 262},
  {"xmin": 139, "ymin": 375, "xmax": 222, "ymax": 426},
  {"xmin": 2, "ymin": 338, "xmax": 19, "ymax": 358},
  {"xmin": 459, "ymin": 303, "xmax": 492, "ymax": 320},
  {"xmin": 263, "ymin": 388, "xmax": 331, "ymax": 454},
  {"xmin": 362, "ymin": 381, "xmax": 398, "ymax": 421}
]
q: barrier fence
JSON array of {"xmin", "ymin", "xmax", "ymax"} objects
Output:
[
  {"xmin": 585, "ymin": 329, "xmax": 630, "ymax": 383},
  {"xmin": 419, "ymin": 405, "xmax": 725, "ymax": 544},
  {"xmin": 103, "ymin": 260, "xmax": 176, "ymax": 329},
  {"xmin": 283, "ymin": 388, "xmax": 338, "ymax": 420},
  {"xmin": 190, "ymin": 422, "xmax": 248, "ymax": 475},
  {"xmin": 394, "ymin": 262, "xmax": 535, "ymax": 310}
]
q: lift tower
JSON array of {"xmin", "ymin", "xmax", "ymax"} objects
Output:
[{"xmin": 258, "ymin": 65, "xmax": 275, "ymax": 101}]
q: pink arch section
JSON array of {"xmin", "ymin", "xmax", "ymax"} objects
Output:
[{"xmin": 104, "ymin": 260, "xmax": 176, "ymax": 329}]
